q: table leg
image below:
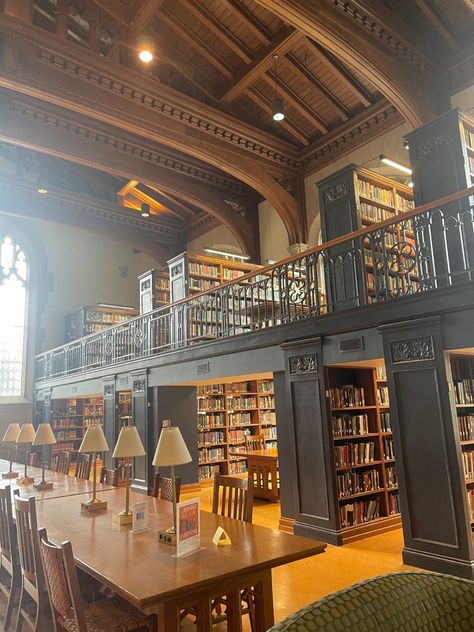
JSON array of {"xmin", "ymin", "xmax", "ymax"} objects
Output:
[
  {"xmin": 155, "ymin": 603, "xmax": 180, "ymax": 632},
  {"xmin": 253, "ymin": 569, "xmax": 275, "ymax": 631},
  {"xmin": 226, "ymin": 588, "xmax": 243, "ymax": 632}
]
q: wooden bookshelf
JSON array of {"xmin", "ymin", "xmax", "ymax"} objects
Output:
[
  {"xmin": 326, "ymin": 364, "xmax": 400, "ymax": 542},
  {"xmin": 464, "ymin": 119, "xmax": 474, "ymax": 187},
  {"xmin": 449, "ymin": 354, "xmax": 474, "ymax": 529},
  {"xmin": 138, "ymin": 268, "xmax": 169, "ymax": 314},
  {"xmin": 65, "ymin": 305, "xmax": 138, "ymax": 342},
  {"xmin": 196, "ymin": 378, "xmax": 277, "ymax": 481},
  {"xmin": 50, "ymin": 396, "xmax": 102, "ymax": 462}
]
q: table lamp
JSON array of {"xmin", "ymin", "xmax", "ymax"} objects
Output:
[
  {"xmin": 112, "ymin": 425, "xmax": 145, "ymax": 525},
  {"xmin": 79, "ymin": 424, "xmax": 109, "ymax": 512},
  {"xmin": 2, "ymin": 423, "xmax": 21, "ymax": 479},
  {"xmin": 153, "ymin": 419, "xmax": 192, "ymax": 545},
  {"xmin": 32, "ymin": 424, "xmax": 57, "ymax": 490},
  {"xmin": 16, "ymin": 423, "xmax": 36, "ymax": 485}
]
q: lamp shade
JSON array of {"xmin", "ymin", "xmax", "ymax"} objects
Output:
[
  {"xmin": 152, "ymin": 420, "xmax": 192, "ymax": 467},
  {"xmin": 79, "ymin": 425, "xmax": 109, "ymax": 453},
  {"xmin": 2, "ymin": 423, "xmax": 21, "ymax": 442},
  {"xmin": 32, "ymin": 423, "xmax": 57, "ymax": 446},
  {"xmin": 112, "ymin": 426, "xmax": 145, "ymax": 459},
  {"xmin": 16, "ymin": 423, "xmax": 36, "ymax": 444}
]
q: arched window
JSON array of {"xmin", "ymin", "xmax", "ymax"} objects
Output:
[{"xmin": 0, "ymin": 234, "xmax": 28, "ymax": 397}]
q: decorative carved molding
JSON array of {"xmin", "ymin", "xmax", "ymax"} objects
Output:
[
  {"xmin": 183, "ymin": 212, "xmax": 219, "ymax": 236},
  {"xmin": 390, "ymin": 336, "xmax": 435, "ymax": 363},
  {"xmin": 170, "ymin": 263, "xmax": 183, "ymax": 277},
  {"xmin": 323, "ymin": 181, "xmax": 349, "ymax": 204},
  {"xmin": 132, "ymin": 378, "xmax": 146, "ymax": 393},
  {"xmin": 289, "ymin": 353, "xmax": 318, "ymax": 374},
  {"xmin": 415, "ymin": 131, "xmax": 452, "ymax": 160},
  {"xmin": 103, "ymin": 383, "xmax": 115, "ymax": 397}
]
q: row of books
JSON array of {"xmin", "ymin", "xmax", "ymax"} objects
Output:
[
  {"xmin": 197, "ymin": 384, "xmax": 224, "ymax": 396},
  {"xmin": 464, "ymin": 128, "xmax": 474, "ymax": 150},
  {"xmin": 198, "ymin": 447, "xmax": 226, "ymax": 464},
  {"xmin": 383, "ymin": 437, "xmax": 395, "ymax": 460},
  {"xmin": 228, "ymin": 429, "xmax": 251, "ymax": 443},
  {"xmin": 228, "ymin": 413, "xmax": 254, "ymax": 426},
  {"xmin": 188, "ymin": 262, "xmax": 219, "ymax": 278},
  {"xmin": 189, "ymin": 278, "xmax": 219, "ymax": 291},
  {"xmin": 222, "ymin": 268, "xmax": 246, "ymax": 280},
  {"xmin": 367, "ymin": 272, "xmax": 401, "ymax": 293},
  {"xmin": 265, "ymin": 440, "xmax": 278, "ymax": 449},
  {"xmin": 198, "ymin": 464, "xmax": 217, "ymax": 480},
  {"xmin": 229, "ymin": 461, "xmax": 247, "ymax": 475},
  {"xmin": 84, "ymin": 416, "xmax": 103, "ymax": 427},
  {"xmin": 258, "ymin": 381, "xmax": 274, "ymax": 393},
  {"xmin": 261, "ymin": 411, "xmax": 276, "ymax": 425},
  {"xmin": 335, "ymin": 442, "xmax": 376, "ymax": 467},
  {"xmin": 360, "ymin": 202, "xmax": 393, "ymax": 223},
  {"xmin": 358, "ymin": 180, "xmax": 396, "ymax": 207},
  {"xmin": 386, "ymin": 466, "xmax": 398, "ymax": 488},
  {"xmin": 197, "ymin": 431, "xmax": 225, "ymax": 446},
  {"xmin": 263, "ymin": 426, "xmax": 277, "ymax": 440},
  {"xmin": 458, "ymin": 416, "xmax": 474, "ymax": 441},
  {"xmin": 468, "ymin": 489, "xmax": 474, "ymax": 522},
  {"xmin": 377, "ymin": 385, "xmax": 389, "ymax": 406},
  {"xmin": 453, "ymin": 379, "xmax": 474, "ymax": 405},
  {"xmin": 52, "ymin": 420, "xmax": 79, "ymax": 429},
  {"xmin": 328, "ymin": 385, "xmax": 366, "ymax": 408},
  {"xmin": 189, "ymin": 323, "xmax": 218, "ymax": 338},
  {"xmin": 198, "ymin": 397, "xmax": 225, "ymax": 411},
  {"xmin": 380, "ymin": 412, "xmax": 392, "ymax": 432},
  {"xmin": 376, "ymin": 366, "xmax": 387, "ymax": 380},
  {"xmin": 332, "ymin": 414, "xmax": 369, "ymax": 437},
  {"xmin": 56, "ymin": 430, "xmax": 79, "ymax": 440},
  {"xmin": 340, "ymin": 498, "xmax": 380, "ymax": 527},
  {"xmin": 337, "ymin": 468, "xmax": 381, "ymax": 498},
  {"xmin": 394, "ymin": 193, "xmax": 415, "ymax": 212},
  {"xmin": 259, "ymin": 396, "xmax": 275, "ymax": 409},
  {"xmin": 388, "ymin": 492, "xmax": 400, "ymax": 515},
  {"xmin": 227, "ymin": 396, "xmax": 257, "ymax": 409},
  {"xmin": 462, "ymin": 450, "xmax": 474, "ymax": 480},
  {"xmin": 197, "ymin": 413, "xmax": 225, "ymax": 428}
]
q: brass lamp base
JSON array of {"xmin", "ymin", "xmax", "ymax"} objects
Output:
[
  {"xmin": 2, "ymin": 471, "xmax": 18, "ymax": 479},
  {"xmin": 112, "ymin": 510, "xmax": 133, "ymax": 526},
  {"xmin": 18, "ymin": 476, "xmax": 34, "ymax": 486},
  {"xmin": 81, "ymin": 498, "xmax": 108, "ymax": 512},
  {"xmin": 158, "ymin": 527, "xmax": 177, "ymax": 546},
  {"xmin": 34, "ymin": 480, "xmax": 53, "ymax": 491}
]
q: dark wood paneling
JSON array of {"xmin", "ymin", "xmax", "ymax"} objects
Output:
[
  {"xmin": 273, "ymin": 370, "xmax": 294, "ymax": 521},
  {"xmin": 379, "ymin": 316, "xmax": 474, "ymax": 578},
  {"xmin": 131, "ymin": 371, "xmax": 149, "ymax": 494},
  {"xmin": 102, "ymin": 378, "xmax": 116, "ymax": 469}
]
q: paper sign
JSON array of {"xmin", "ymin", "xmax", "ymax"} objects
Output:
[
  {"xmin": 176, "ymin": 497, "xmax": 200, "ymax": 557},
  {"xmin": 212, "ymin": 526, "xmax": 231, "ymax": 546},
  {"xmin": 132, "ymin": 501, "xmax": 148, "ymax": 533}
]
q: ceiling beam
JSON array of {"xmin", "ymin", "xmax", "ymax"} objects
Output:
[
  {"xmin": 413, "ymin": 0, "xmax": 460, "ymax": 51},
  {"xmin": 220, "ymin": 27, "xmax": 302, "ymax": 103},
  {"xmin": 283, "ymin": 54, "xmax": 350, "ymax": 121},
  {"xmin": 301, "ymin": 39, "xmax": 372, "ymax": 108},
  {"xmin": 261, "ymin": 73, "xmax": 329, "ymax": 134},
  {"xmin": 129, "ymin": 0, "xmax": 164, "ymax": 31},
  {"xmin": 245, "ymin": 87, "xmax": 310, "ymax": 146},
  {"xmin": 159, "ymin": 9, "xmax": 234, "ymax": 80},
  {"xmin": 145, "ymin": 185, "xmax": 198, "ymax": 220},
  {"xmin": 120, "ymin": 187, "xmax": 185, "ymax": 221},
  {"xmin": 216, "ymin": 0, "xmax": 271, "ymax": 46},
  {"xmin": 89, "ymin": 0, "xmax": 131, "ymax": 27},
  {"xmin": 179, "ymin": 0, "xmax": 252, "ymax": 64}
]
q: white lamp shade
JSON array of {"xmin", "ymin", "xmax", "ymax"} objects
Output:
[
  {"xmin": 79, "ymin": 425, "xmax": 109, "ymax": 453},
  {"xmin": 2, "ymin": 423, "xmax": 21, "ymax": 442},
  {"xmin": 16, "ymin": 423, "xmax": 36, "ymax": 444},
  {"xmin": 33, "ymin": 423, "xmax": 57, "ymax": 446},
  {"xmin": 112, "ymin": 426, "xmax": 145, "ymax": 459},
  {"xmin": 152, "ymin": 423, "xmax": 192, "ymax": 467}
]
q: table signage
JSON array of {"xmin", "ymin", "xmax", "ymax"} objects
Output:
[
  {"xmin": 132, "ymin": 501, "xmax": 148, "ymax": 533},
  {"xmin": 212, "ymin": 526, "xmax": 231, "ymax": 546},
  {"xmin": 176, "ymin": 497, "xmax": 200, "ymax": 557}
]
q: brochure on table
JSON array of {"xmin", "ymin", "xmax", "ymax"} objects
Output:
[
  {"xmin": 176, "ymin": 497, "xmax": 200, "ymax": 557},
  {"xmin": 132, "ymin": 501, "xmax": 148, "ymax": 533}
]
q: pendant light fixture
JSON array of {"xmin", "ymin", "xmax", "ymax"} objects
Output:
[
  {"xmin": 141, "ymin": 202, "xmax": 150, "ymax": 218},
  {"xmin": 271, "ymin": 54, "xmax": 285, "ymax": 122}
]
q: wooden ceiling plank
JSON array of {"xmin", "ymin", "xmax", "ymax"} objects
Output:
[
  {"xmin": 129, "ymin": 0, "xmax": 165, "ymax": 32},
  {"xmin": 159, "ymin": 10, "xmax": 234, "ymax": 80},
  {"xmin": 221, "ymin": 27, "xmax": 302, "ymax": 103},
  {"xmin": 245, "ymin": 86, "xmax": 310, "ymax": 146},
  {"xmin": 413, "ymin": 0, "xmax": 460, "ymax": 51},
  {"xmin": 180, "ymin": 0, "xmax": 252, "ymax": 64},
  {"xmin": 123, "ymin": 187, "xmax": 184, "ymax": 221},
  {"xmin": 302, "ymin": 38, "xmax": 372, "ymax": 108},
  {"xmin": 4, "ymin": 0, "xmax": 33, "ymax": 21},
  {"xmin": 145, "ymin": 185, "xmax": 197, "ymax": 219},
  {"xmin": 217, "ymin": 0, "xmax": 271, "ymax": 46},
  {"xmin": 89, "ymin": 0, "xmax": 131, "ymax": 27},
  {"xmin": 261, "ymin": 73, "xmax": 329, "ymax": 134}
]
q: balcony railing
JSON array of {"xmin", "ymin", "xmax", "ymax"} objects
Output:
[{"xmin": 35, "ymin": 187, "xmax": 474, "ymax": 382}]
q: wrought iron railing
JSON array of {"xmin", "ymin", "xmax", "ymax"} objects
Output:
[{"xmin": 35, "ymin": 187, "xmax": 474, "ymax": 382}]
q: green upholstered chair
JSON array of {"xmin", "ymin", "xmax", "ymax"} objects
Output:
[{"xmin": 268, "ymin": 571, "xmax": 474, "ymax": 631}]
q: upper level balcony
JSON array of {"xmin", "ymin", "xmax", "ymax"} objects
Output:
[{"xmin": 34, "ymin": 186, "xmax": 474, "ymax": 385}]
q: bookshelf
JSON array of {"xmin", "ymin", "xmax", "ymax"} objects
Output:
[
  {"xmin": 449, "ymin": 354, "xmax": 474, "ymax": 529},
  {"xmin": 50, "ymin": 396, "xmax": 103, "ymax": 464},
  {"xmin": 138, "ymin": 268, "xmax": 169, "ymax": 314},
  {"xmin": 326, "ymin": 364, "xmax": 400, "ymax": 542},
  {"xmin": 65, "ymin": 305, "xmax": 139, "ymax": 342},
  {"xmin": 196, "ymin": 377, "xmax": 277, "ymax": 481}
]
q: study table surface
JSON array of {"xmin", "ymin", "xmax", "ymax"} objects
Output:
[{"xmin": 35, "ymin": 489, "xmax": 326, "ymax": 631}]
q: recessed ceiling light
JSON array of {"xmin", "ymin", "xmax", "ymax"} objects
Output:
[{"xmin": 379, "ymin": 155, "xmax": 412, "ymax": 175}]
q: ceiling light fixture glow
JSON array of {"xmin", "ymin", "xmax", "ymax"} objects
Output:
[
  {"xmin": 379, "ymin": 155, "xmax": 412, "ymax": 175},
  {"xmin": 203, "ymin": 248, "xmax": 250, "ymax": 261},
  {"xmin": 137, "ymin": 35, "xmax": 155, "ymax": 63},
  {"xmin": 141, "ymin": 202, "xmax": 151, "ymax": 218},
  {"xmin": 271, "ymin": 54, "xmax": 285, "ymax": 122}
]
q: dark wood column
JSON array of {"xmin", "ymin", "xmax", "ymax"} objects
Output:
[
  {"xmin": 378, "ymin": 316, "xmax": 474, "ymax": 578},
  {"xmin": 102, "ymin": 377, "xmax": 116, "ymax": 469},
  {"xmin": 273, "ymin": 371, "xmax": 295, "ymax": 532},
  {"xmin": 131, "ymin": 370, "xmax": 149, "ymax": 494},
  {"xmin": 280, "ymin": 338, "xmax": 340, "ymax": 544}
]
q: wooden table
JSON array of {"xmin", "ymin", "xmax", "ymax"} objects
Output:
[
  {"xmin": 35, "ymin": 489, "xmax": 325, "ymax": 632},
  {"xmin": 246, "ymin": 448, "xmax": 279, "ymax": 502}
]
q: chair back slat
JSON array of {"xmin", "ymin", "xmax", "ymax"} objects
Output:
[
  {"xmin": 152, "ymin": 473, "xmax": 181, "ymax": 502},
  {"xmin": 0, "ymin": 486, "xmax": 15, "ymax": 561},
  {"xmin": 74, "ymin": 453, "xmax": 92, "ymax": 480},
  {"xmin": 212, "ymin": 474, "xmax": 253, "ymax": 523},
  {"xmin": 54, "ymin": 451, "xmax": 73, "ymax": 475},
  {"xmin": 15, "ymin": 496, "xmax": 43, "ymax": 587},
  {"xmin": 245, "ymin": 434, "xmax": 265, "ymax": 452},
  {"xmin": 100, "ymin": 467, "xmax": 119, "ymax": 487},
  {"xmin": 28, "ymin": 452, "xmax": 40, "ymax": 467}
]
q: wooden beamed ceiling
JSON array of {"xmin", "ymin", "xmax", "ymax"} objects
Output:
[{"xmin": 0, "ymin": 0, "xmax": 472, "ymax": 254}]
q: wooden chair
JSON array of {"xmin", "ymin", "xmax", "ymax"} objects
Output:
[
  {"xmin": 74, "ymin": 453, "xmax": 92, "ymax": 480},
  {"xmin": 212, "ymin": 473, "xmax": 253, "ymax": 523},
  {"xmin": 0, "ymin": 486, "xmax": 21, "ymax": 630},
  {"xmin": 245, "ymin": 434, "xmax": 265, "ymax": 451},
  {"xmin": 14, "ymin": 496, "xmax": 50, "ymax": 632},
  {"xmin": 152, "ymin": 473, "xmax": 181, "ymax": 502},
  {"xmin": 28, "ymin": 453, "xmax": 40, "ymax": 468},
  {"xmin": 54, "ymin": 451, "xmax": 73, "ymax": 475},
  {"xmin": 39, "ymin": 532, "xmax": 154, "ymax": 632},
  {"xmin": 99, "ymin": 467, "xmax": 119, "ymax": 487}
]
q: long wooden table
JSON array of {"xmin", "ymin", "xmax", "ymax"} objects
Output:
[
  {"xmin": 35, "ymin": 489, "xmax": 325, "ymax": 631},
  {"xmin": 246, "ymin": 448, "xmax": 279, "ymax": 502}
]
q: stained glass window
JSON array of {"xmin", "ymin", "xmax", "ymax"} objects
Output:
[{"xmin": 0, "ymin": 235, "xmax": 28, "ymax": 397}]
